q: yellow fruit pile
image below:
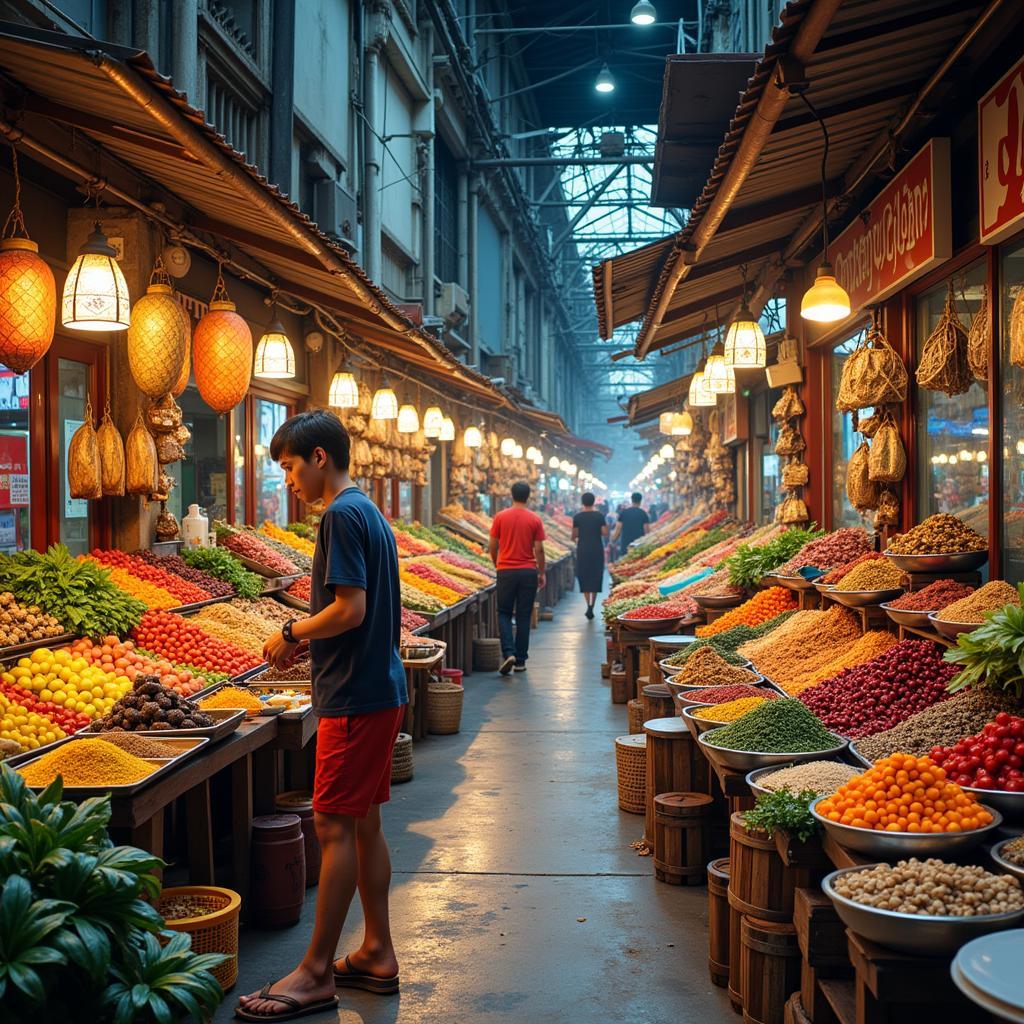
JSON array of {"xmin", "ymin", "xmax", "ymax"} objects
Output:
[
  {"xmin": 6, "ymin": 647, "xmax": 133, "ymax": 721},
  {"xmin": 261, "ymin": 521, "xmax": 316, "ymax": 557},
  {"xmin": 0, "ymin": 690, "xmax": 65, "ymax": 750}
]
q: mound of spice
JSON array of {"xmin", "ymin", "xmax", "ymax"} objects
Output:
[
  {"xmin": 97, "ymin": 733, "xmax": 179, "ymax": 758},
  {"xmin": 887, "ymin": 579, "xmax": 974, "ymax": 611},
  {"xmin": 855, "ymin": 689, "xmax": 1022, "ymax": 761},
  {"xmin": 665, "ymin": 611, "xmax": 799, "ymax": 669},
  {"xmin": 622, "ymin": 596, "xmax": 697, "ymax": 620},
  {"xmin": 199, "ymin": 686, "xmax": 265, "ymax": 713},
  {"xmin": 799, "ymin": 640, "xmax": 956, "ymax": 739},
  {"xmin": 697, "ymin": 695, "xmax": 771, "ymax": 723},
  {"xmin": 832, "ymin": 858, "xmax": 1022, "ymax": 915},
  {"xmin": 783, "ymin": 630, "xmax": 900, "ymax": 696},
  {"xmin": 19, "ymin": 738, "xmax": 155, "ymax": 787},
  {"xmin": 684, "ymin": 683, "xmax": 776, "ymax": 705},
  {"xmin": 833, "ymin": 558, "xmax": 908, "ymax": 592},
  {"xmin": 695, "ymin": 587, "xmax": 797, "ymax": 637},
  {"xmin": 886, "ymin": 513, "xmax": 987, "ymax": 555},
  {"xmin": 689, "ymin": 568, "xmax": 744, "ymax": 598},
  {"xmin": 1001, "ymin": 836, "xmax": 1024, "ymax": 866},
  {"xmin": 672, "ymin": 645, "xmax": 759, "ymax": 687},
  {"xmin": 817, "ymin": 754, "xmax": 993, "ymax": 833},
  {"xmin": 776, "ymin": 527, "xmax": 872, "ymax": 575},
  {"xmin": 704, "ymin": 698, "xmax": 841, "ymax": 753},
  {"xmin": 819, "ymin": 551, "xmax": 886, "ymax": 585},
  {"xmin": 756, "ymin": 761, "xmax": 861, "ymax": 795},
  {"xmin": 936, "ymin": 580, "xmax": 1020, "ymax": 624}
]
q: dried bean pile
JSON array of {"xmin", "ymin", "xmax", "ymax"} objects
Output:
[
  {"xmin": 672, "ymin": 646, "xmax": 759, "ymax": 687},
  {"xmin": 1002, "ymin": 836, "xmax": 1024, "ymax": 866},
  {"xmin": 97, "ymin": 733, "xmax": 179, "ymax": 758},
  {"xmin": 756, "ymin": 761, "xmax": 860, "ymax": 795},
  {"xmin": 252, "ymin": 657, "xmax": 312, "ymax": 682},
  {"xmin": 888, "ymin": 579, "xmax": 974, "ymax": 611},
  {"xmin": 833, "ymin": 558, "xmax": 907, "ymax": 592},
  {"xmin": 776, "ymin": 527, "xmax": 872, "ymax": 575},
  {"xmin": 228, "ymin": 597, "xmax": 302, "ymax": 626},
  {"xmin": 704, "ymin": 698, "xmax": 840, "ymax": 753},
  {"xmin": 886, "ymin": 513, "xmax": 986, "ymax": 554},
  {"xmin": 820, "ymin": 551, "xmax": 885, "ymax": 585},
  {"xmin": 799, "ymin": 640, "xmax": 956, "ymax": 739},
  {"xmin": 937, "ymin": 580, "xmax": 1020, "ymax": 623}
]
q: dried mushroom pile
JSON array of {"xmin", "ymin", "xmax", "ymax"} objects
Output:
[{"xmin": 773, "ymin": 384, "xmax": 810, "ymax": 525}]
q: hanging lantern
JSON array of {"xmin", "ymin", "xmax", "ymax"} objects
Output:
[
  {"xmin": 193, "ymin": 271, "xmax": 252, "ymax": 414},
  {"xmin": 329, "ymin": 370, "xmax": 359, "ymax": 409},
  {"xmin": 438, "ymin": 416, "xmax": 455, "ymax": 441},
  {"xmin": 533, "ymin": 449, "xmax": 544, "ymax": 466},
  {"xmin": 253, "ymin": 313, "xmax": 296, "ymax": 379},
  {"xmin": 397, "ymin": 403, "xmax": 419, "ymax": 433},
  {"xmin": 127, "ymin": 258, "xmax": 189, "ymax": 398},
  {"xmin": 464, "ymin": 425, "xmax": 482, "ymax": 448},
  {"xmin": 705, "ymin": 343, "xmax": 735, "ymax": 394},
  {"xmin": 724, "ymin": 302, "xmax": 767, "ymax": 368},
  {"xmin": 514, "ymin": 443, "xmax": 523, "ymax": 459},
  {"xmin": 670, "ymin": 411, "xmax": 693, "ymax": 436},
  {"xmin": 658, "ymin": 411, "xmax": 674, "ymax": 434},
  {"xmin": 688, "ymin": 369, "xmax": 715, "ymax": 407},
  {"xmin": 500, "ymin": 436, "xmax": 516, "ymax": 456},
  {"xmin": 525, "ymin": 445, "xmax": 539, "ymax": 463},
  {"xmin": 549, "ymin": 455, "xmax": 560, "ymax": 469},
  {"xmin": 171, "ymin": 330, "xmax": 191, "ymax": 397},
  {"xmin": 371, "ymin": 378, "xmax": 398, "ymax": 420},
  {"xmin": 423, "ymin": 405, "xmax": 444, "ymax": 437},
  {"xmin": 659, "ymin": 443, "xmax": 674, "ymax": 459},
  {"xmin": 801, "ymin": 265, "xmax": 851, "ymax": 323},
  {"xmin": 62, "ymin": 222, "xmax": 130, "ymax": 331}
]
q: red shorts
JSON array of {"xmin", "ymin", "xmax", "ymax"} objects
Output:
[{"xmin": 313, "ymin": 705, "xmax": 407, "ymax": 818}]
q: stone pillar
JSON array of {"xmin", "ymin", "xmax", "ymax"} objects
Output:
[{"xmin": 172, "ymin": 0, "xmax": 200, "ymax": 102}]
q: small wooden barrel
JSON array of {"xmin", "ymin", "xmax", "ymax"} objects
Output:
[
  {"xmin": 728, "ymin": 906, "xmax": 744, "ymax": 1013},
  {"xmin": 641, "ymin": 683, "xmax": 674, "ymax": 722},
  {"xmin": 250, "ymin": 815, "xmax": 306, "ymax": 928},
  {"xmin": 601, "ymin": 661, "xmax": 611, "ymax": 679},
  {"xmin": 784, "ymin": 993, "xmax": 811, "ymax": 1024},
  {"xmin": 274, "ymin": 791, "xmax": 320, "ymax": 887},
  {"xmin": 740, "ymin": 917, "xmax": 801, "ymax": 1024},
  {"xmin": 653, "ymin": 792, "xmax": 712, "ymax": 885},
  {"xmin": 610, "ymin": 668, "xmax": 628, "ymax": 704},
  {"xmin": 647, "ymin": 639, "xmax": 664, "ymax": 684},
  {"xmin": 643, "ymin": 716, "xmax": 706, "ymax": 842},
  {"xmin": 707, "ymin": 857, "xmax": 731, "ymax": 987},
  {"xmin": 627, "ymin": 698, "xmax": 645, "ymax": 735},
  {"xmin": 614, "ymin": 734, "xmax": 646, "ymax": 813},
  {"xmin": 728, "ymin": 812, "xmax": 797, "ymax": 922},
  {"xmin": 638, "ymin": 644, "xmax": 652, "ymax": 680}
]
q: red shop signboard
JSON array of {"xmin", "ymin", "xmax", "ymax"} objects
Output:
[
  {"xmin": 831, "ymin": 138, "xmax": 951, "ymax": 310},
  {"xmin": 979, "ymin": 54, "xmax": 1024, "ymax": 245},
  {"xmin": 0, "ymin": 433, "xmax": 28, "ymax": 507}
]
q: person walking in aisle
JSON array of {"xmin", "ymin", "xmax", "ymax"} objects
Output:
[
  {"xmin": 611, "ymin": 492, "xmax": 650, "ymax": 554},
  {"xmin": 489, "ymin": 481, "xmax": 546, "ymax": 675},
  {"xmin": 238, "ymin": 411, "xmax": 406, "ymax": 1022},
  {"xmin": 573, "ymin": 491, "xmax": 608, "ymax": 619}
]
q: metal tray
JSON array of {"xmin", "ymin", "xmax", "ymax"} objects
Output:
[
  {"xmin": 86, "ymin": 706, "xmax": 246, "ymax": 742},
  {"xmin": 194, "ymin": 682, "xmax": 284, "ymax": 718},
  {"xmin": 235, "ymin": 553, "xmax": 300, "ymax": 578},
  {"xmin": 276, "ymin": 590, "xmax": 311, "ymax": 612},
  {"xmin": 0, "ymin": 632, "xmax": 78, "ymax": 664},
  {"xmin": 245, "ymin": 682, "xmax": 313, "ymax": 718}
]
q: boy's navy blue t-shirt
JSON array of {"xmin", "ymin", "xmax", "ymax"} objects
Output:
[{"xmin": 309, "ymin": 486, "xmax": 408, "ymax": 716}]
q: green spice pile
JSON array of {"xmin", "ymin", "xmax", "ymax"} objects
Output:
[
  {"xmin": 179, "ymin": 546, "xmax": 264, "ymax": 598},
  {"xmin": 743, "ymin": 788, "xmax": 820, "ymax": 841},
  {"xmin": 704, "ymin": 698, "xmax": 841, "ymax": 753},
  {"xmin": 725, "ymin": 528, "xmax": 823, "ymax": 590}
]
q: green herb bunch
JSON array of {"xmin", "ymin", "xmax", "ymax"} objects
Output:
[
  {"xmin": 945, "ymin": 584, "xmax": 1024, "ymax": 697},
  {"xmin": 0, "ymin": 545, "xmax": 146, "ymax": 638},
  {"xmin": 179, "ymin": 547, "xmax": 263, "ymax": 599},
  {"xmin": 724, "ymin": 527, "xmax": 823, "ymax": 590},
  {"xmin": 286, "ymin": 521, "xmax": 315, "ymax": 540},
  {"xmin": 744, "ymin": 787, "xmax": 820, "ymax": 842}
]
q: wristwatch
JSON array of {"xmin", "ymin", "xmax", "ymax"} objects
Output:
[{"xmin": 282, "ymin": 619, "xmax": 297, "ymax": 644}]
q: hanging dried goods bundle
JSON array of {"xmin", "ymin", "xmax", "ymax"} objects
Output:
[
  {"xmin": 126, "ymin": 263, "xmax": 188, "ymax": 398},
  {"xmin": 68, "ymin": 396, "xmax": 101, "ymax": 499},
  {"xmin": 779, "ymin": 496, "xmax": 810, "ymax": 524},
  {"xmin": 967, "ymin": 284, "xmax": 989, "ymax": 383},
  {"xmin": 771, "ymin": 386, "xmax": 804, "ymax": 421},
  {"xmin": 782, "ymin": 460, "xmax": 809, "ymax": 488},
  {"xmin": 916, "ymin": 283, "xmax": 972, "ymax": 396},
  {"xmin": 854, "ymin": 411, "xmax": 882, "ymax": 438},
  {"xmin": 126, "ymin": 412, "xmax": 159, "ymax": 495},
  {"xmin": 868, "ymin": 413, "xmax": 906, "ymax": 484},
  {"xmin": 146, "ymin": 393, "xmax": 184, "ymax": 433},
  {"xmin": 836, "ymin": 320, "xmax": 907, "ymax": 411},
  {"xmin": 155, "ymin": 505, "xmax": 179, "ymax": 541},
  {"xmin": 193, "ymin": 273, "xmax": 252, "ymax": 413},
  {"xmin": 156, "ymin": 433, "xmax": 185, "ymax": 465},
  {"xmin": 874, "ymin": 488, "xmax": 900, "ymax": 528},
  {"xmin": 97, "ymin": 404, "xmax": 125, "ymax": 496},
  {"xmin": 775, "ymin": 424, "xmax": 805, "ymax": 456},
  {"xmin": 1011, "ymin": 286, "xmax": 1024, "ymax": 369},
  {"xmin": 846, "ymin": 441, "xmax": 880, "ymax": 512}
]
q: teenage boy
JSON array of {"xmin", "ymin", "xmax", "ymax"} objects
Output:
[
  {"xmin": 237, "ymin": 410, "xmax": 407, "ymax": 1022},
  {"xmin": 489, "ymin": 481, "xmax": 545, "ymax": 675},
  {"xmin": 611, "ymin": 491, "xmax": 650, "ymax": 552}
]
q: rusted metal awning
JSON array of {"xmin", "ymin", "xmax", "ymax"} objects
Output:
[{"xmin": 624, "ymin": 374, "xmax": 691, "ymax": 426}]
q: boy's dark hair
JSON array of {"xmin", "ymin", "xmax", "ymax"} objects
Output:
[
  {"xmin": 510, "ymin": 481, "xmax": 530, "ymax": 503},
  {"xmin": 270, "ymin": 410, "xmax": 350, "ymax": 470},
  {"xmin": 581, "ymin": 492, "xmax": 595, "ymax": 506},
  {"xmin": 631, "ymin": 492, "xmax": 642, "ymax": 504}
]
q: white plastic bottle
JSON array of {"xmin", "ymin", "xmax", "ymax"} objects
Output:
[{"xmin": 182, "ymin": 504, "xmax": 209, "ymax": 548}]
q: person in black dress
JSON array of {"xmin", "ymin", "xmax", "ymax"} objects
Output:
[{"xmin": 572, "ymin": 492, "xmax": 608, "ymax": 619}]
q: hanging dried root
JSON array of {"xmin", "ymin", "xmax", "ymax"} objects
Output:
[
  {"xmin": 916, "ymin": 281, "xmax": 971, "ymax": 396},
  {"xmin": 967, "ymin": 284, "xmax": 990, "ymax": 383}
]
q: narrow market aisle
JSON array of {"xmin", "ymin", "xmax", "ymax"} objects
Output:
[{"xmin": 219, "ymin": 599, "xmax": 733, "ymax": 1024}]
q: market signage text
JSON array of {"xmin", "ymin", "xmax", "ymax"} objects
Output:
[
  {"xmin": 831, "ymin": 138, "xmax": 951, "ymax": 310},
  {"xmin": 979, "ymin": 54, "xmax": 1024, "ymax": 245}
]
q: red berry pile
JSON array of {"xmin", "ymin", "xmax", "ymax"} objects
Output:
[
  {"xmin": 404, "ymin": 562, "xmax": 472, "ymax": 595},
  {"xmin": 131, "ymin": 610, "xmax": 262, "ymax": 676},
  {"xmin": 930, "ymin": 712, "xmax": 1024, "ymax": 792},
  {"xmin": 622, "ymin": 597, "xmax": 698, "ymax": 620},
  {"xmin": 401, "ymin": 607, "xmax": 428, "ymax": 631},
  {"xmin": 91, "ymin": 549, "xmax": 212, "ymax": 605},
  {"xmin": 220, "ymin": 531, "xmax": 299, "ymax": 576},
  {"xmin": 799, "ymin": 640, "xmax": 957, "ymax": 739},
  {"xmin": 287, "ymin": 576, "xmax": 311, "ymax": 601}
]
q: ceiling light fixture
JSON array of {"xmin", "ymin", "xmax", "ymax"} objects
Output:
[
  {"xmin": 630, "ymin": 0, "xmax": 657, "ymax": 25},
  {"xmin": 595, "ymin": 64, "xmax": 616, "ymax": 93}
]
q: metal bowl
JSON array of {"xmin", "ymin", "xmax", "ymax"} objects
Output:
[
  {"xmin": 693, "ymin": 592, "xmax": 746, "ymax": 610},
  {"xmin": 681, "ymin": 705, "xmax": 719, "ymax": 739},
  {"xmin": 883, "ymin": 550, "xmax": 988, "ymax": 573},
  {"xmin": 847, "ymin": 741, "xmax": 874, "ymax": 769},
  {"xmin": 745, "ymin": 760, "xmax": 858, "ymax": 798},
  {"xmin": 810, "ymin": 796, "xmax": 1002, "ymax": 858},
  {"xmin": 813, "ymin": 580, "xmax": 836, "ymax": 594},
  {"xmin": 879, "ymin": 602, "xmax": 938, "ymax": 629},
  {"xmin": 773, "ymin": 574, "xmax": 819, "ymax": 592},
  {"xmin": 650, "ymin": 634, "xmax": 698, "ymax": 647},
  {"xmin": 828, "ymin": 587, "xmax": 905, "ymax": 608},
  {"xmin": 659, "ymin": 655, "xmax": 752, "ymax": 683},
  {"xmin": 928, "ymin": 612, "xmax": 980, "ymax": 640},
  {"xmin": 991, "ymin": 838, "xmax": 1024, "ymax": 882},
  {"xmin": 616, "ymin": 614, "xmax": 683, "ymax": 635},
  {"xmin": 960, "ymin": 786, "xmax": 1024, "ymax": 822},
  {"xmin": 697, "ymin": 729, "xmax": 848, "ymax": 772},
  {"xmin": 822, "ymin": 866, "xmax": 1024, "ymax": 955},
  {"xmin": 669, "ymin": 676, "xmax": 774, "ymax": 710}
]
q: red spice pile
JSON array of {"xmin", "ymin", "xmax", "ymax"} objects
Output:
[{"xmin": 888, "ymin": 579, "xmax": 974, "ymax": 611}]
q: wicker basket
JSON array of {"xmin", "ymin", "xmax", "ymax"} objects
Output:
[
  {"xmin": 428, "ymin": 681, "xmax": 463, "ymax": 735},
  {"xmin": 531, "ymin": 602, "xmax": 540, "ymax": 628},
  {"xmin": 158, "ymin": 885, "xmax": 241, "ymax": 991},
  {"xmin": 627, "ymin": 698, "xmax": 645, "ymax": 735},
  {"xmin": 391, "ymin": 732, "xmax": 413, "ymax": 783},
  {"xmin": 615, "ymin": 734, "xmax": 647, "ymax": 814},
  {"xmin": 472, "ymin": 636, "xmax": 502, "ymax": 672}
]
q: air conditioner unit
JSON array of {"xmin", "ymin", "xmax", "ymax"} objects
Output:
[
  {"xmin": 436, "ymin": 281, "xmax": 469, "ymax": 327},
  {"xmin": 314, "ymin": 180, "xmax": 358, "ymax": 244}
]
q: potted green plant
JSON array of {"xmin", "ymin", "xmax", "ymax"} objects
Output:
[{"xmin": 0, "ymin": 765, "xmax": 225, "ymax": 1022}]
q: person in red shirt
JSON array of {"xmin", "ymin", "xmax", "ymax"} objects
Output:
[{"xmin": 489, "ymin": 481, "xmax": 546, "ymax": 674}]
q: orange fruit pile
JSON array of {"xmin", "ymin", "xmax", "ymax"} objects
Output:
[{"xmin": 696, "ymin": 586, "xmax": 797, "ymax": 638}]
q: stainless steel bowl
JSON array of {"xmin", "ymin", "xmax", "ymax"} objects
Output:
[
  {"xmin": 774, "ymin": 574, "xmax": 819, "ymax": 592},
  {"xmin": 810, "ymin": 796, "xmax": 1003, "ymax": 858},
  {"xmin": 745, "ymin": 760, "xmax": 858, "ymax": 798},
  {"xmin": 822, "ymin": 866, "xmax": 1024, "ymax": 955},
  {"xmin": 961, "ymin": 786, "xmax": 1024, "ymax": 821},
  {"xmin": 991, "ymin": 838, "xmax": 1024, "ymax": 882},
  {"xmin": 681, "ymin": 705, "xmax": 718, "ymax": 739},
  {"xmin": 659, "ymin": 659, "xmax": 756, "ymax": 690},
  {"xmin": 698, "ymin": 729, "xmax": 848, "ymax": 772},
  {"xmin": 692, "ymin": 592, "xmax": 747, "ymax": 609},
  {"xmin": 650, "ymin": 634, "xmax": 698, "ymax": 646},
  {"xmin": 879, "ymin": 602, "xmax": 937, "ymax": 629},
  {"xmin": 616, "ymin": 614, "xmax": 684, "ymax": 635},
  {"xmin": 847, "ymin": 741, "xmax": 873, "ymax": 769},
  {"xmin": 928, "ymin": 612, "xmax": 979, "ymax": 640},
  {"xmin": 828, "ymin": 587, "xmax": 905, "ymax": 608},
  {"xmin": 813, "ymin": 580, "xmax": 836, "ymax": 594},
  {"xmin": 883, "ymin": 550, "xmax": 989, "ymax": 573},
  {"xmin": 667, "ymin": 673, "xmax": 767, "ymax": 705}
]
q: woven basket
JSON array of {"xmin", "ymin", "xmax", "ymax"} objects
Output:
[
  {"xmin": 601, "ymin": 661, "xmax": 610, "ymax": 679},
  {"xmin": 540, "ymin": 608, "xmax": 553, "ymax": 621},
  {"xmin": 615, "ymin": 734, "xmax": 647, "ymax": 814},
  {"xmin": 628, "ymin": 698, "xmax": 645, "ymax": 735},
  {"xmin": 391, "ymin": 732, "xmax": 413, "ymax": 783},
  {"xmin": 158, "ymin": 885, "xmax": 241, "ymax": 991},
  {"xmin": 428, "ymin": 681, "xmax": 463, "ymax": 735},
  {"xmin": 472, "ymin": 636, "xmax": 502, "ymax": 672}
]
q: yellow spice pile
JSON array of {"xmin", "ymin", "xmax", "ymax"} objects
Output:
[{"xmin": 19, "ymin": 739, "xmax": 154, "ymax": 787}]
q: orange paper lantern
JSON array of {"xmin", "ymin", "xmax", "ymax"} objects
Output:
[
  {"xmin": 193, "ymin": 275, "xmax": 251, "ymax": 413},
  {"xmin": 0, "ymin": 237, "xmax": 55, "ymax": 374}
]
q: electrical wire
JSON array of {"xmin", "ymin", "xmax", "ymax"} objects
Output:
[{"xmin": 796, "ymin": 89, "xmax": 832, "ymax": 260}]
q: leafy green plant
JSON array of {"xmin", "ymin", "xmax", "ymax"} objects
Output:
[
  {"xmin": 945, "ymin": 585, "xmax": 1024, "ymax": 697},
  {"xmin": 179, "ymin": 546, "xmax": 263, "ymax": 598},
  {"xmin": 724, "ymin": 527, "xmax": 822, "ymax": 590},
  {"xmin": 743, "ymin": 787, "xmax": 820, "ymax": 842},
  {"xmin": 0, "ymin": 766, "xmax": 224, "ymax": 1023}
]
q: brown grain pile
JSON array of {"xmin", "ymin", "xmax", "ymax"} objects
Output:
[
  {"xmin": 833, "ymin": 559, "xmax": 907, "ymax": 592},
  {"xmin": 937, "ymin": 580, "xmax": 1020, "ymax": 624},
  {"xmin": 886, "ymin": 513, "xmax": 986, "ymax": 555},
  {"xmin": 672, "ymin": 645, "xmax": 759, "ymax": 688},
  {"xmin": 96, "ymin": 733, "xmax": 179, "ymax": 759},
  {"xmin": 784, "ymin": 630, "xmax": 900, "ymax": 696}
]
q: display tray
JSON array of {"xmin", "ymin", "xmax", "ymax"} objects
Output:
[
  {"xmin": 827, "ymin": 587, "xmax": 904, "ymax": 608},
  {"xmin": 235, "ymin": 554, "xmax": 301, "ymax": 578},
  {"xmin": 437, "ymin": 513, "xmax": 490, "ymax": 545},
  {"xmin": 928, "ymin": 612, "xmax": 979, "ymax": 640},
  {"xmin": 697, "ymin": 729, "xmax": 848, "ymax": 772},
  {"xmin": 276, "ymin": 590, "xmax": 311, "ymax": 612},
  {"xmin": 193, "ymin": 682, "xmax": 285, "ymax": 718},
  {"xmin": 879, "ymin": 602, "xmax": 937, "ymax": 629},
  {"xmin": 401, "ymin": 641, "xmax": 446, "ymax": 667},
  {"xmin": 773, "ymin": 574, "xmax": 819, "ymax": 593},
  {"xmin": 884, "ymin": 550, "xmax": 988, "ymax": 573},
  {"xmin": 615, "ymin": 614, "xmax": 684, "ymax": 635},
  {"xmin": 232, "ymin": 662, "xmax": 270, "ymax": 683},
  {"xmin": 8, "ymin": 733, "xmax": 210, "ymax": 796},
  {"xmin": 171, "ymin": 595, "xmax": 233, "ymax": 615},
  {"xmin": 85, "ymin": 706, "xmax": 246, "ymax": 743},
  {"xmin": 812, "ymin": 580, "xmax": 835, "ymax": 594},
  {"xmin": 0, "ymin": 632, "xmax": 78, "ymax": 663},
  {"xmin": 243, "ymin": 682, "xmax": 313, "ymax": 718}
]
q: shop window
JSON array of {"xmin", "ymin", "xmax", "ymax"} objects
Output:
[
  {"xmin": 166, "ymin": 386, "xmax": 229, "ymax": 524},
  {"xmin": 0, "ymin": 371, "xmax": 30, "ymax": 552},
  {"xmin": 254, "ymin": 398, "xmax": 288, "ymax": 527},
  {"xmin": 233, "ymin": 399, "xmax": 246, "ymax": 525},
  {"xmin": 830, "ymin": 329, "xmax": 871, "ymax": 528},
  {"xmin": 1001, "ymin": 239, "xmax": 1024, "ymax": 584},
  {"xmin": 398, "ymin": 481, "xmax": 413, "ymax": 520},
  {"xmin": 916, "ymin": 261, "xmax": 989, "ymax": 538},
  {"xmin": 57, "ymin": 358, "xmax": 93, "ymax": 556}
]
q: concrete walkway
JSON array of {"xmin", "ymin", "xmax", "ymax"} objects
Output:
[{"xmin": 218, "ymin": 594, "xmax": 734, "ymax": 1023}]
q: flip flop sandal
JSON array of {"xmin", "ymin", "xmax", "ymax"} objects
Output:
[
  {"xmin": 234, "ymin": 983, "xmax": 339, "ymax": 1021},
  {"xmin": 333, "ymin": 954, "xmax": 400, "ymax": 995}
]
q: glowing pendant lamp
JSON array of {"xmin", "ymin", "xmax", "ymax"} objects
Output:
[
  {"xmin": 371, "ymin": 377, "xmax": 398, "ymax": 420},
  {"xmin": 439, "ymin": 416, "xmax": 455, "ymax": 441},
  {"xmin": 464, "ymin": 425, "xmax": 482, "ymax": 448},
  {"xmin": 548, "ymin": 455, "xmax": 560, "ymax": 469},
  {"xmin": 658, "ymin": 411, "xmax": 674, "ymax": 434},
  {"xmin": 724, "ymin": 302, "xmax": 767, "ymax": 368},
  {"xmin": 705, "ymin": 341, "xmax": 735, "ymax": 395},
  {"xmin": 500, "ymin": 436, "xmax": 516, "ymax": 456},
  {"xmin": 688, "ymin": 369, "xmax": 715, "ymax": 407},
  {"xmin": 514, "ymin": 444, "xmax": 524, "ymax": 459},
  {"xmin": 525, "ymin": 445, "xmax": 540, "ymax": 463},
  {"xmin": 423, "ymin": 405, "xmax": 444, "ymax": 437},
  {"xmin": 329, "ymin": 370, "xmax": 359, "ymax": 409},
  {"xmin": 659, "ymin": 443, "xmax": 674, "ymax": 459},
  {"xmin": 253, "ymin": 314, "xmax": 296, "ymax": 379},
  {"xmin": 671, "ymin": 411, "xmax": 693, "ymax": 436},
  {"xmin": 62, "ymin": 222, "xmax": 130, "ymax": 331},
  {"xmin": 396, "ymin": 394, "xmax": 419, "ymax": 433}
]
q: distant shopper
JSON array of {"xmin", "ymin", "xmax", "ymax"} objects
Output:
[
  {"xmin": 489, "ymin": 481, "xmax": 546, "ymax": 674},
  {"xmin": 573, "ymin": 492, "xmax": 608, "ymax": 619},
  {"xmin": 612, "ymin": 492, "xmax": 650, "ymax": 552}
]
